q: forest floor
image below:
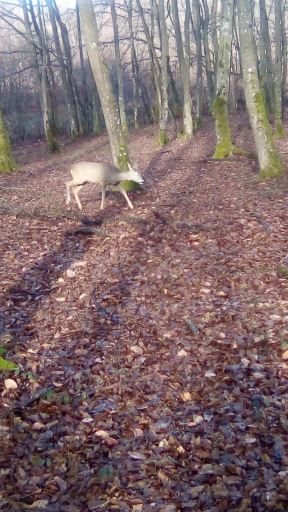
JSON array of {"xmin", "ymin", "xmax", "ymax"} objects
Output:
[{"xmin": 0, "ymin": 115, "xmax": 288, "ymax": 512}]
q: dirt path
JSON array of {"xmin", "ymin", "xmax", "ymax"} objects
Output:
[{"xmin": 1, "ymin": 119, "xmax": 288, "ymax": 511}]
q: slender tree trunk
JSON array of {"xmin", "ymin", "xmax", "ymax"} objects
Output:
[
  {"xmin": 238, "ymin": 0, "xmax": 284, "ymax": 178},
  {"xmin": 201, "ymin": 0, "xmax": 215, "ymax": 106},
  {"xmin": 78, "ymin": 0, "xmax": 129, "ymax": 170},
  {"xmin": 282, "ymin": 1, "xmax": 287, "ymax": 103},
  {"xmin": 168, "ymin": 58, "xmax": 181, "ymax": 116},
  {"xmin": 47, "ymin": 0, "xmax": 80, "ymax": 136},
  {"xmin": 21, "ymin": 0, "xmax": 58, "ymax": 151},
  {"xmin": 158, "ymin": 0, "xmax": 169, "ymax": 145},
  {"xmin": 136, "ymin": 0, "xmax": 162, "ymax": 121},
  {"xmin": 191, "ymin": 0, "xmax": 203, "ymax": 127},
  {"xmin": 274, "ymin": 0, "xmax": 285, "ymax": 136},
  {"xmin": 171, "ymin": 0, "xmax": 193, "ymax": 137},
  {"xmin": 111, "ymin": 0, "xmax": 128, "ymax": 134},
  {"xmin": 126, "ymin": 0, "xmax": 151, "ymax": 127},
  {"xmin": 0, "ymin": 108, "xmax": 16, "ymax": 172},
  {"xmin": 76, "ymin": 0, "xmax": 93, "ymax": 133},
  {"xmin": 211, "ymin": 0, "xmax": 219, "ymax": 66},
  {"xmin": 259, "ymin": 0, "xmax": 274, "ymax": 113},
  {"xmin": 212, "ymin": 0, "xmax": 234, "ymax": 158}
]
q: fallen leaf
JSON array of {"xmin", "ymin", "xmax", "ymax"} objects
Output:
[{"xmin": 4, "ymin": 378, "xmax": 17, "ymax": 389}]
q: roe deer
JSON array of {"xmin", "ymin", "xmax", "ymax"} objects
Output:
[{"xmin": 65, "ymin": 162, "xmax": 144, "ymax": 211}]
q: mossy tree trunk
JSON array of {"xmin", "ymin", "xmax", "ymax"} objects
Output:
[
  {"xmin": 274, "ymin": 0, "xmax": 285, "ymax": 137},
  {"xmin": 171, "ymin": 0, "xmax": 193, "ymax": 138},
  {"xmin": 212, "ymin": 0, "xmax": 234, "ymax": 159},
  {"xmin": 238, "ymin": 0, "xmax": 284, "ymax": 179},
  {"xmin": 168, "ymin": 58, "xmax": 182, "ymax": 117},
  {"xmin": 111, "ymin": 0, "xmax": 128, "ymax": 135},
  {"xmin": 158, "ymin": 0, "xmax": 169, "ymax": 146},
  {"xmin": 0, "ymin": 109, "xmax": 16, "ymax": 173},
  {"xmin": 259, "ymin": 0, "xmax": 274, "ymax": 113},
  {"xmin": 78, "ymin": 0, "xmax": 129, "ymax": 170}
]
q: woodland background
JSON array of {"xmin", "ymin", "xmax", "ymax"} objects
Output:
[{"xmin": 1, "ymin": 1, "xmax": 288, "ymax": 511}]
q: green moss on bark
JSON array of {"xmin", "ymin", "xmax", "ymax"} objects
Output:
[
  {"xmin": 259, "ymin": 149, "xmax": 284, "ymax": 179},
  {"xmin": 275, "ymin": 121, "xmax": 285, "ymax": 138},
  {"xmin": 254, "ymin": 91, "xmax": 284, "ymax": 179},
  {"xmin": 47, "ymin": 129, "xmax": 59, "ymax": 152},
  {"xmin": 254, "ymin": 91, "xmax": 272, "ymax": 134},
  {"xmin": 194, "ymin": 117, "xmax": 202, "ymax": 131},
  {"xmin": 0, "ymin": 112, "xmax": 16, "ymax": 172},
  {"xmin": 158, "ymin": 129, "xmax": 169, "ymax": 146},
  {"xmin": 117, "ymin": 142, "xmax": 129, "ymax": 171},
  {"xmin": 117, "ymin": 141, "xmax": 140, "ymax": 192},
  {"xmin": 212, "ymin": 96, "xmax": 233, "ymax": 159}
]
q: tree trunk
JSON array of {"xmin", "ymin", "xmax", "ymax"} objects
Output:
[
  {"xmin": 212, "ymin": 0, "xmax": 234, "ymax": 158},
  {"xmin": 171, "ymin": 0, "xmax": 193, "ymax": 137},
  {"xmin": 78, "ymin": 0, "xmax": 129, "ymax": 170},
  {"xmin": 158, "ymin": 0, "xmax": 169, "ymax": 145},
  {"xmin": 136, "ymin": 0, "xmax": 162, "ymax": 121},
  {"xmin": 259, "ymin": 0, "xmax": 274, "ymax": 113},
  {"xmin": 25, "ymin": 0, "xmax": 58, "ymax": 151},
  {"xmin": 282, "ymin": 1, "xmax": 287, "ymax": 103},
  {"xmin": 274, "ymin": 0, "xmax": 285, "ymax": 136},
  {"xmin": 125, "ymin": 0, "xmax": 151, "ymax": 127},
  {"xmin": 200, "ymin": 0, "xmax": 215, "ymax": 106},
  {"xmin": 191, "ymin": 0, "xmax": 203, "ymax": 127},
  {"xmin": 76, "ymin": 0, "xmax": 93, "ymax": 134},
  {"xmin": 211, "ymin": 0, "xmax": 219, "ymax": 66},
  {"xmin": 0, "ymin": 109, "xmax": 16, "ymax": 172},
  {"xmin": 111, "ymin": 0, "xmax": 128, "ymax": 134},
  {"xmin": 238, "ymin": 0, "xmax": 284, "ymax": 179},
  {"xmin": 47, "ymin": 0, "xmax": 80, "ymax": 137}
]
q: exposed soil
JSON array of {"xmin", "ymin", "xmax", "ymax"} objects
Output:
[{"xmin": 1, "ymin": 115, "xmax": 288, "ymax": 512}]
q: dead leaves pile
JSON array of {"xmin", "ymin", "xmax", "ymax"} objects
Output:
[{"xmin": 0, "ymin": 120, "xmax": 288, "ymax": 511}]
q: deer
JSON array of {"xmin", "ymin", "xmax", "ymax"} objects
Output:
[{"xmin": 65, "ymin": 161, "xmax": 144, "ymax": 211}]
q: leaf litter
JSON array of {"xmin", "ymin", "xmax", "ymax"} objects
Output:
[{"xmin": 0, "ymin": 118, "xmax": 288, "ymax": 511}]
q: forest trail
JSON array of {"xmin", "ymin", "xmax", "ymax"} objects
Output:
[{"xmin": 1, "ymin": 119, "xmax": 288, "ymax": 511}]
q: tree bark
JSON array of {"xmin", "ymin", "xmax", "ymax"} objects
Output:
[
  {"xmin": 238, "ymin": 0, "xmax": 284, "ymax": 178},
  {"xmin": 158, "ymin": 0, "xmax": 169, "ymax": 145},
  {"xmin": 125, "ymin": 0, "xmax": 151, "ymax": 127},
  {"xmin": 202, "ymin": 0, "xmax": 215, "ymax": 106},
  {"xmin": 282, "ymin": 1, "xmax": 287, "ymax": 101},
  {"xmin": 136, "ymin": 0, "xmax": 162, "ymax": 121},
  {"xmin": 111, "ymin": 0, "xmax": 128, "ymax": 134},
  {"xmin": 191, "ymin": 0, "xmax": 203, "ymax": 127},
  {"xmin": 259, "ymin": 0, "xmax": 274, "ymax": 113},
  {"xmin": 76, "ymin": 0, "xmax": 93, "ymax": 134},
  {"xmin": 78, "ymin": 0, "xmax": 129, "ymax": 170},
  {"xmin": 47, "ymin": 0, "xmax": 80, "ymax": 137},
  {"xmin": 171, "ymin": 0, "xmax": 193, "ymax": 137},
  {"xmin": 212, "ymin": 0, "xmax": 234, "ymax": 158},
  {"xmin": 0, "ymin": 109, "xmax": 16, "ymax": 172},
  {"xmin": 274, "ymin": 0, "xmax": 285, "ymax": 136},
  {"xmin": 22, "ymin": 0, "xmax": 58, "ymax": 151}
]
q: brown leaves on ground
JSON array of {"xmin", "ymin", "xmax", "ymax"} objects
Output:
[{"xmin": 0, "ymin": 116, "xmax": 288, "ymax": 511}]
